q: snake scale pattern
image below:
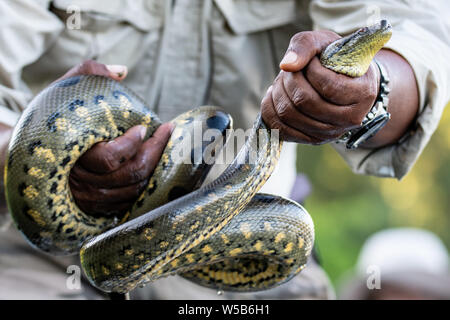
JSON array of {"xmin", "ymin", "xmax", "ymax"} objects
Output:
[{"xmin": 4, "ymin": 21, "xmax": 392, "ymax": 294}]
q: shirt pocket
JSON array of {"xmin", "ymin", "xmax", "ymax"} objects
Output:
[{"xmin": 214, "ymin": 0, "xmax": 300, "ymax": 34}]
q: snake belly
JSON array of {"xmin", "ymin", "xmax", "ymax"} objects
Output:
[{"xmin": 5, "ymin": 20, "xmax": 392, "ymax": 294}]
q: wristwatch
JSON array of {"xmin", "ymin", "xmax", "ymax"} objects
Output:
[{"xmin": 338, "ymin": 60, "xmax": 391, "ymax": 149}]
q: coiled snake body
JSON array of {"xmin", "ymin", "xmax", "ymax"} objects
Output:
[{"xmin": 4, "ymin": 22, "xmax": 392, "ymax": 294}]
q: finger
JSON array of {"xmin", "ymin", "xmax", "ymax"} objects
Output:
[
  {"xmin": 79, "ymin": 125, "xmax": 147, "ymax": 174},
  {"xmin": 305, "ymin": 57, "xmax": 378, "ymax": 106},
  {"xmin": 261, "ymin": 86, "xmax": 322, "ymax": 144},
  {"xmin": 56, "ymin": 60, "xmax": 128, "ymax": 83},
  {"xmin": 282, "ymin": 70, "xmax": 361, "ymax": 128},
  {"xmin": 119, "ymin": 122, "xmax": 173, "ymax": 183},
  {"xmin": 271, "ymin": 75, "xmax": 346, "ymax": 140},
  {"xmin": 280, "ymin": 30, "xmax": 340, "ymax": 72},
  {"xmin": 73, "ymin": 123, "xmax": 173, "ymax": 187},
  {"xmin": 70, "ymin": 177, "xmax": 148, "ymax": 204}
]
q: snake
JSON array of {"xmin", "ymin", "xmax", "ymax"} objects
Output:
[{"xmin": 4, "ymin": 21, "xmax": 392, "ymax": 294}]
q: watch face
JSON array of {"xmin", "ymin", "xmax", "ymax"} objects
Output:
[{"xmin": 347, "ymin": 113, "xmax": 390, "ymax": 149}]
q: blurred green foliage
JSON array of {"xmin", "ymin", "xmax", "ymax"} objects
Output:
[{"xmin": 297, "ymin": 102, "xmax": 450, "ymax": 285}]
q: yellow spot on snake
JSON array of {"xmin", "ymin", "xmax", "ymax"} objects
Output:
[
  {"xmin": 274, "ymin": 232, "xmax": 285, "ymax": 243},
  {"xmin": 98, "ymin": 100, "xmax": 118, "ymax": 134},
  {"xmin": 221, "ymin": 234, "xmax": 229, "ymax": 244},
  {"xmin": 284, "ymin": 242, "xmax": 294, "ymax": 253},
  {"xmin": 141, "ymin": 114, "xmax": 152, "ymax": 125},
  {"xmin": 190, "ymin": 221, "xmax": 200, "ymax": 231},
  {"xmin": 102, "ymin": 266, "xmax": 110, "ymax": 275},
  {"xmin": 27, "ymin": 209, "xmax": 45, "ymax": 226},
  {"xmin": 28, "ymin": 167, "xmax": 45, "ymax": 179},
  {"xmin": 137, "ymin": 254, "xmax": 144, "ymax": 260},
  {"xmin": 201, "ymin": 245, "xmax": 213, "ymax": 254},
  {"xmin": 159, "ymin": 241, "xmax": 169, "ymax": 248},
  {"xmin": 298, "ymin": 237, "xmax": 304, "ymax": 249},
  {"xmin": 75, "ymin": 107, "xmax": 89, "ymax": 118},
  {"xmin": 253, "ymin": 240, "xmax": 263, "ymax": 251},
  {"xmin": 125, "ymin": 249, "xmax": 134, "ymax": 256},
  {"xmin": 123, "ymin": 111, "xmax": 130, "ymax": 119},
  {"xmin": 137, "ymin": 192, "xmax": 146, "ymax": 202},
  {"xmin": 119, "ymin": 95, "xmax": 132, "ymax": 109},
  {"xmin": 55, "ymin": 118, "xmax": 68, "ymax": 131},
  {"xmin": 161, "ymin": 154, "xmax": 169, "ymax": 165},
  {"xmin": 143, "ymin": 228, "xmax": 155, "ymax": 240},
  {"xmin": 35, "ymin": 147, "xmax": 55, "ymax": 162},
  {"xmin": 229, "ymin": 248, "xmax": 242, "ymax": 256},
  {"xmin": 69, "ymin": 145, "xmax": 81, "ymax": 161},
  {"xmin": 185, "ymin": 254, "xmax": 195, "ymax": 263},
  {"xmin": 148, "ymin": 178, "xmax": 155, "ymax": 189},
  {"xmin": 98, "ymin": 127, "xmax": 109, "ymax": 137},
  {"xmin": 239, "ymin": 223, "xmax": 252, "ymax": 239},
  {"xmin": 23, "ymin": 185, "xmax": 39, "ymax": 199},
  {"xmin": 175, "ymin": 234, "xmax": 184, "ymax": 241},
  {"xmin": 62, "ymin": 221, "xmax": 76, "ymax": 233},
  {"xmin": 171, "ymin": 259, "xmax": 179, "ymax": 268},
  {"xmin": 115, "ymin": 263, "xmax": 123, "ymax": 270}
]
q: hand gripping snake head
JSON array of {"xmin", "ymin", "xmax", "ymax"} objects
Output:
[{"xmin": 320, "ymin": 20, "xmax": 393, "ymax": 77}]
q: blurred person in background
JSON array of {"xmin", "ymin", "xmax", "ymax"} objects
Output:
[
  {"xmin": 339, "ymin": 228, "xmax": 450, "ymax": 300},
  {"xmin": 0, "ymin": 0, "xmax": 449, "ymax": 299}
]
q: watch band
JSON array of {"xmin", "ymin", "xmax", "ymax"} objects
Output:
[{"xmin": 338, "ymin": 59, "xmax": 391, "ymax": 149}]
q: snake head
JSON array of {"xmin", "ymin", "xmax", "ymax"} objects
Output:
[{"xmin": 320, "ymin": 20, "xmax": 392, "ymax": 77}]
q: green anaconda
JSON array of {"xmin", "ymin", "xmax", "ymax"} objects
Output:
[{"xmin": 4, "ymin": 21, "xmax": 392, "ymax": 294}]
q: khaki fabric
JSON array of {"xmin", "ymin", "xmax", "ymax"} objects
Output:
[{"xmin": 0, "ymin": 0, "xmax": 449, "ymax": 299}]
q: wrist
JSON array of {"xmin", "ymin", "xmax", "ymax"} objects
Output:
[{"xmin": 339, "ymin": 59, "xmax": 391, "ymax": 149}]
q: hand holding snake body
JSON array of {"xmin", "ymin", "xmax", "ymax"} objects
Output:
[{"xmin": 56, "ymin": 60, "xmax": 173, "ymax": 217}]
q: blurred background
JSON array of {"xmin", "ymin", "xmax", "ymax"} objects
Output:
[{"xmin": 298, "ymin": 101, "xmax": 450, "ymax": 296}]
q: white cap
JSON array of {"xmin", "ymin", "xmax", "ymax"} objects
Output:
[{"xmin": 356, "ymin": 228, "xmax": 449, "ymax": 276}]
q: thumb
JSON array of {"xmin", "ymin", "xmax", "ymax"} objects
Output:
[{"xmin": 280, "ymin": 30, "xmax": 340, "ymax": 72}]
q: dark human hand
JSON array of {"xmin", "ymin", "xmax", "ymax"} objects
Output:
[
  {"xmin": 69, "ymin": 123, "xmax": 172, "ymax": 217},
  {"xmin": 261, "ymin": 30, "xmax": 380, "ymax": 145},
  {"xmin": 61, "ymin": 60, "xmax": 173, "ymax": 216}
]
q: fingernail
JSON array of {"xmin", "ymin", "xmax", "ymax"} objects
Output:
[
  {"xmin": 280, "ymin": 51, "xmax": 298, "ymax": 66},
  {"xmin": 139, "ymin": 125, "xmax": 147, "ymax": 140},
  {"xmin": 168, "ymin": 122, "xmax": 175, "ymax": 133},
  {"xmin": 106, "ymin": 65, "xmax": 128, "ymax": 78}
]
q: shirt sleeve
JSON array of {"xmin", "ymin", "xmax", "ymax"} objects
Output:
[
  {"xmin": 309, "ymin": 0, "xmax": 450, "ymax": 179},
  {"xmin": 0, "ymin": 0, "xmax": 63, "ymax": 127}
]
